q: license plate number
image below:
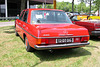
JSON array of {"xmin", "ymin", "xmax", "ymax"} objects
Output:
[{"xmin": 56, "ymin": 38, "xmax": 73, "ymax": 43}]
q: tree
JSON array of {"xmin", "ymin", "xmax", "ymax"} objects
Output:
[
  {"xmin": 94, "ymin": 0, "xmax": 100, "ymax": 15},
  {"xmin": 38, "ymin": 1, "xmax": 72, "ymax": 12},
  {"xmin": 78, "ymin": 0, "xmax": 94, "ymax": 15},
  {"xmin": 72, "ymin": 0, "xmax": 74, "ymax": 12},
  {"xmin": 37, "ymin": 1, "xmax": 90, "ymax": 13},
  {"xmin": 77, "ymin": 2, "xmax": 89, "ymax": 13}
]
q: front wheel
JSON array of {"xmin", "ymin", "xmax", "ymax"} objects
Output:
[
  {"xmin": 15, "ymin": 31, "xmax": 19, "ymax": 36},
  {"xmin": 25, "ymin": 37, "xmax": 35, "ymax": 52}
]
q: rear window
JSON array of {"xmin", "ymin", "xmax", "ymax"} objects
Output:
[{"xmin": 31, "ymin": 10, "xmax": 72, "ymax": 24}]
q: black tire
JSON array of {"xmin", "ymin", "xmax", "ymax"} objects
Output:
[
  {"xmin": 15, "ymin": 31, "xmax": 19, "ymax": 36},
  {"xmin": 25, "ymin": 37, "xmax": 35, "ymax": 52}
]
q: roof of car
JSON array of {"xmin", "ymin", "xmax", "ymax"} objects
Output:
[
  {"xmin": 73, "ymin": 15, "xmax": 89, "ymax": 16},
  {"xmin": 23, "ymin": 8, "xmax": 64, "ymax": 12}
]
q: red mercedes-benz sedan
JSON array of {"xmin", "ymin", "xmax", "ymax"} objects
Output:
[{"xmin": 15, "ymin": 9, "xmax": 89, "ymax": 52}]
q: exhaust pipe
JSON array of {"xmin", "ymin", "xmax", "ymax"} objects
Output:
[{"xmin": 48, "ymin": 49, "xmax": 53, "ymax": 53}]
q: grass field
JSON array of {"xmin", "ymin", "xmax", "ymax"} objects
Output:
[
  {"xmin": 0, "ymin": 20, "xmax": 15, "ymax": 22},
  {"xmin": 0, "ymin": 26, "xmax": 100, "ymax": 67}
]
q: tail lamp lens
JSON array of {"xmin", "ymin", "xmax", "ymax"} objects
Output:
[
  {"xmin": 41, "ymin": 39, "xmax": 49, "ymax": 44},
  {"xmin": 81, "ymin": 37, "xmax": 89, "ymax": 42},
  {"xmin": 36, "ymin": 39, "xmax": 48, "ymax": 44}
]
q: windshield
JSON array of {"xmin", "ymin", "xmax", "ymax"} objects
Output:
[
  {"xmin": 71, "ymin": 16, "xmax": 78, "ymax": 21},
  {"xmin": 31, "ymin": 10, "xmax": 72, "ymax": 24}
]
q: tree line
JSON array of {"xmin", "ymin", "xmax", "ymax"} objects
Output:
[{"xmin": 38, "ymin": 0, "xmax": 100, "ymax": 14}]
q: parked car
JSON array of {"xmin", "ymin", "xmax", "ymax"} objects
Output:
[
  {"xmin": 74, "ymin": 15, "xmax": 88, "ymax": 20},
  {"xmin": 71, "ymin": 15, "xmax": 100, "ymax": 37},
  {"xmin": 15, "ymin": 9, "xmax": 89, "ymax": 52},
  {"xmin": 88, "ymin": 16, "xmax": 100, "ymax": 20}
]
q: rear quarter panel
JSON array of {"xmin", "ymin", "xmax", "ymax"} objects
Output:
[{"xmin": 72, "ymin": 21, "xmax": 95, "ymax": 32}]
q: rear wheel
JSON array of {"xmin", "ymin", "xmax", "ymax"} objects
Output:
[{"xmin": 25, "ymin": 37, "xmax": 35, "ymax": 52}]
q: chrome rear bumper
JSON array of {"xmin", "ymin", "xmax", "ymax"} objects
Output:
[
  {"xmin": 34, "ymin": 42, "xmax": 90, "ymax": 50},
  {"xmin": 91, "ymin": 31, "xmax": 100, "ymax": 36}
]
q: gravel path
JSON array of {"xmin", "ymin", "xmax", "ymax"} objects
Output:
[{"xmin": 0, "ymin": 21, "xmax": 14, "ymax": 27}]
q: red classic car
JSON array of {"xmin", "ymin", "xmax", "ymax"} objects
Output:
[
  {"xmin": 70, "ymin": 15, "xmax": 100, "ymax": 37},
  {"xmin": 15, "ymin": 9, "xmax": 89, "ymax": 52}
]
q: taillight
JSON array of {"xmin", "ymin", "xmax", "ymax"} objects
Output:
[
  {"xmin": 41, "ymin": 39, "xmax": 48, "ymax": 44},
  {"xmin": 36, "ymin": 39, "xmax": 41, "ymax": 44},
  {"xmin": 36, "ymin": 39, "xmax": 49, "ymax": 44},
  {"xmin": 81, "ymin": 37, "xmax": 89, "ymax": 42},
  {"xmin": 95, "ymin": 28, "xmax": 100, "ymax": 30},
  {"xmin": 74, "ymin": 37, "xmax": 81, "ymax": 43},
  {"xmin": 95, "ymin": 24, "xmax": 100, "ymax": 30}
]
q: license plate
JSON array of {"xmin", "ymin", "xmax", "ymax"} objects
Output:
[{"xmin": 56, "ymin": 38, "xmax": 73, "ymax": 43}]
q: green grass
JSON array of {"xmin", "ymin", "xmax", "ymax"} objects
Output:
[
  {"xmin": 0, "ymin": 20, "xmax": 15, "ymax": 22},
  {"xmin": 0, "ymin": 26, "xmax": 100, "ymax": 67}
]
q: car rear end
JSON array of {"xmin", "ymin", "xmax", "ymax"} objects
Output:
[
  {"xmin": 90, "ymin": 20, "xmax": 100, "ymax": 36},
  {"xmin": 34, "ymin": 36, "xmax": 89, "ymax": 50},
  {"xmin": 30, "ymin": 9, "xmax": 90, "ymax": 50},
  {"xmin": 91, "ymin": 21, "xmax": 100, "ymax": 36},
  {"xmin": 33, "ymin": 24, "xmax": 90, "ymax": 50}
]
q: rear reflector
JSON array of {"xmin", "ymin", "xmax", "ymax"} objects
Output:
[
  {"xmin": 74, "ymin": 37, "xmax": 80, "ymax": 43},
  {"xmin": 36, "ymin": 39, "xmax": 41, "ymax": 44}
]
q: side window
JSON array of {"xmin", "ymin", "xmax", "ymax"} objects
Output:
[
  {"xmin": 19, "ymin": 11, "xmax": 24, "ymax": 20},
  {"xmin": 23, "ymin": 11, "xmax": 28, "ymax": 22}
]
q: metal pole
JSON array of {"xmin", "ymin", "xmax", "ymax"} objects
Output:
[
  {"xmin": 45, "ymin": 0, "xmax": 46, "ymax": 8},
  {"xmin": 53, "ymin": 0, "xmax": 56, "ymax": 9},
  {"xmin": 72, "ymin": 0, "xmax": 74, "ymax": 12},
  {"xmin": 99, "ymin": 6, "xmax": 100, "ymax": 16},
  {"xmin": 42, "ymin": 3, "xmax": 44, "ymax": 8},
  {"xmin": 5, "ymin": 0, "xmax": 8, "ymax": 18},
  {"xmin": 0, "ymin": 6, "xmax": 1, "ymax": 17},
  {"xmin": 89, "ymin": 0, "xmax": 91, "ymax": 16},
  {"xmin": 27, "ymin": 0, "xmax": 29, "ymax": 9}
]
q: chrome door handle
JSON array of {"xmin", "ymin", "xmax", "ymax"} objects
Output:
[
  {"xmin": 23, "ymin": 25, "xmax": 25, "ymax": 27},
  {"xmin": 19, "ymin": 23, "xmax": 21, "ymax": 24}
]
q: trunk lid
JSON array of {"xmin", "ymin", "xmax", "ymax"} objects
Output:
[{"xmin": 32, "ymin": 23, "xmax": 89, "ymax": 37}]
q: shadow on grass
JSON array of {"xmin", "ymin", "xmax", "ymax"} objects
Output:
[
  {"xmin": 86, "ymin": 45, "xmax": 99, "ymax": 49},
  {"xmin": 15, "ymin": 31, "xmax": 91, "ymax": 67},
  {"xmin": 3, "ymin": 26, "xmax": 15, "ymax": 30},
  {"xmin": 4, "ymin": 31, "xmax": 15, "ymax": 34},
  {"xmin": 32, "ymin": 48, "xmax": 91, "ymax": 67},
  {"xmin": 3, "ymin": 26, "xmax": 15, "ymax": 34},
  {"xmin": 90, "ymin": 36, "xmax": 100, "ymax": 41}
]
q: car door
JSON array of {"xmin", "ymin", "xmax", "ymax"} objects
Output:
[
  {"xmin": 20, "ymin": 10, "xmax": 29, "ymax": 39},
  {"xmin": 17, "ymin": 11, "xmax": 25, "ymax": 36}
]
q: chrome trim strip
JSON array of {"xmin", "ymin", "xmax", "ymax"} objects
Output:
[
  {"xmin": 38, "ymin": 35, "xmax": 89, "ymax": 39},
  {"xmin": 91, "ymin": 31, "xmax": 100, "ymax": 33},
  {"xmin": 34, "ymin": 42, "xmax": 90, "ymax": 50},
  {"xmin": 16, "ymin": 24, "xmax": 37, "ymax": 39},
  {"xmin": 16, "ymin": 24, "xmax": 89, "ymax": 39}
]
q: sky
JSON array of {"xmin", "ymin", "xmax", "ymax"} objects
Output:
[{"xmin": 56, "ymin": 0, "xmax": 80, "ymax": 4}]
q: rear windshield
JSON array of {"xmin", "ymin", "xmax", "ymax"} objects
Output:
[{"xmin": 31, "ymin": 10, "xmax": 72, "ymax": 24}]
